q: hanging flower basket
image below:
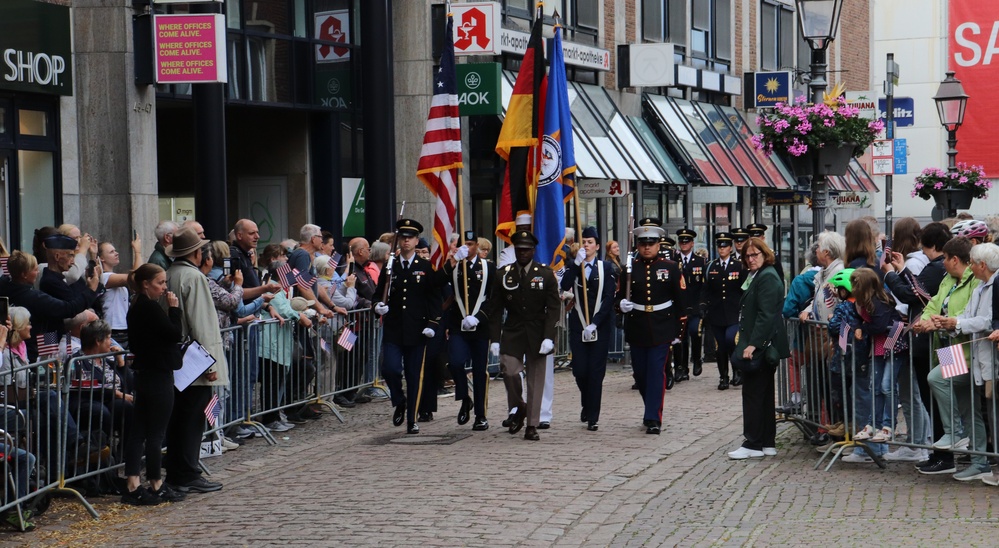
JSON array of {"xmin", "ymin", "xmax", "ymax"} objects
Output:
[
  {"xmin": 912, "ymin": 164, "xmax": 990, "ymax": 207},
  {"xmin": 750, "ymin": 96, "xmax": 884, "ymax": 178},
  {"xmin": 782, "ymin": 141, "xmax": 856, "ymax": 178}
]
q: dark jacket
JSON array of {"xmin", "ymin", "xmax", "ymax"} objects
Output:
[
  {"xmin": 734, "ymin": 265, "xmax": 790, "ymax": 363},
  {"xmin": 616, "ymin": 256, "xmax": 687, "ymax": 347},
  {"xmin": 489, "ymin": 260, "xmax": 560, "ymax": 356},
  {"xmin": 443, "ymin": 257, "xmax": 496, "ymax": 340},
  {"xmin": 677, "ymin": 252, "xmax": 707, "ymax": 316},
  {"xmin": 374, "ymin": 254, "xmax": 443, "ymax": 346},
  {"xmin": 704, "ymin": 256, "xmax": 745, "ymax": 326},
  {"xmin": 0, "ymin": 276, "xmax": 100, "ymax": 361},
  {"xmin": 127, "ymin": 294, "xmax": 184, "ymax": 372},
  {"xmin": 560, "ymin": 258, "xmax": 617, "ymax": 333}
]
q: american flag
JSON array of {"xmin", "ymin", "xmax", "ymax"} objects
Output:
[
  {"xmin": 885, "ymin": 320, "xmax": 906, "ymax": 352},
  {"xmin": 295, "ymin": 269, "xmax": 317, "ymax": 291},
  {"xmin": 0, "ymin": 257, "xmax": 7, "ymax": 276},
  {"xmin": 337, "ymin": 327, "xmax": 358, "ymax": 351},
  {"xmin": 838, "ymin": 322, "xmax": 850, "ymax": 353},
  {"xmin": 36, "ymin": 332, "xmax": 60, "ymax": 356},
  {"xmin": 822, "ymin": 284, "xmax": 836, "ymax": 310},
  {"xmin": 936, "ymin": 342, "xmax": 969, "ymax": 379},
  {"xmin": 327, "ymin": 252, "xmax": 342, "ymax": 271},
  {"xmin": 319, "ymin": 337, "xmax": 329, "ymax": 354},
  {"xmin": 274, "ymin": 263, "xmax": 293, "ymax": 291},
  {"xmin": 906, "ymin": 271, "xmax": 931, "ymax": 302},
  {"xmin": 204, "ymin": 393, "xmax": 221, "ymax": 427},
  {"xmin": 415, "ymin": 13, "xmax": 462, "ymax": 270}
]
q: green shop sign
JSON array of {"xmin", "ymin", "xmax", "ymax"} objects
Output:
[
  {"xmin": 0, "ymin": 0, "xmax": 73, "ymax": 96},
  {"xmin": 457, "ymin": 62, "xmax": 500, "ymax": 116}
]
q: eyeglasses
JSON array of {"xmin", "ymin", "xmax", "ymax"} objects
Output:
[{"xmin": 745, "ymin": 252, "xmax": 762, "ymax": 259}]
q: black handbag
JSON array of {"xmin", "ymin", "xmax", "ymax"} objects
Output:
[{"xmin": 730, "ymin": 342, "xmax": 780, "ymax": 374}]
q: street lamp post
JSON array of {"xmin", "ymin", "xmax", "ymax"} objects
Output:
[
  {"xmin": 932, "ymin": 71, "xmax": 969, "ymax": 218},
  {"xmin": 796, "ymin": 0, "xmax": 843, "ymax": 235}
]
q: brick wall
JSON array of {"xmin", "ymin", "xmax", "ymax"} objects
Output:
[{"xmin": 835, "ymin": 0, "xmax": 870, "ymax": 92}]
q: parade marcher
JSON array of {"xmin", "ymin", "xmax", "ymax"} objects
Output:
[
  {"xmin": 446, "ymin": 231, "xmax": 496, "ymax": 431},
  {"xmin": 496, "ymin": 213, "xmax": 557, "ymax": 429},
  {"xmin": 674, "ymin": 228, "xmax": 705, "ymax": 381},
  {"xmin": 660, "ymin": 235, "xmax": 678, "ymax": 262},
  {"xmin": 488, "ymin": 230, "xmax": 560, "ymax": 441},
  {"xmin": 561, "ymin": 227, "xmax": 617, "ymax": 431},
  {"xmin": 704, "ymin": 232, "xmax": 744, "ymax": 390},
  {"xmin": 731, "ymin": 228, "xmax": 750, "ymax": 260},
  {"xmin": 373, "ymin": 219, "xmax": 443, "ymax": 434},
  {"xmin": 416, "ymin": 237, "xmax": 447, "ymax": 422},
  {"xmin": 617, "ymin": 225, "xmax": 687, "ymax": 435}
]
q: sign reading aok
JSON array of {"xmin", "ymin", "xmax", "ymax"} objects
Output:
[{"xmin": 3, "ymin": 48, "xmax": 66, "ymax": 87}]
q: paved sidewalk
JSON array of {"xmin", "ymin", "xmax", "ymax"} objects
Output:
[{"xmin": 13, "ymin": 363, "xmax": 999, "ymax": 546}]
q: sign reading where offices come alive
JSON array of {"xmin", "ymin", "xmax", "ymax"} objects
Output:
[{"xmin": 153, "ymin": 14, "xmax": 227, "ymax": 84}]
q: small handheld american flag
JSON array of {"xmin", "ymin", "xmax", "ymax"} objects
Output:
[
  {"xmin": 36, "ymin": 332, "xmax": 60, "ymax": 357},
  {"xmin": 328, "ymin": 252, "xmax": 342, "ymax": 271},
  {"xmin": 204, "ymin": 393, "xmax": 221, "ymax": 427},
  {"xmin": 936, "ymin": 342, "xmax": 969, "ymax": 379},
  {"xmin": 337, "ymin": 327, "xmax": 358, "ymax": 351},
  {"xmin": 0, "ymin": 257, "xmax": 7, "ymax": 276},
  {"xmin": 274, "ymin": 263, "xmax": 293, "ymax": 291},
  {"xmin": 905, "ymin": 271, "xmax": 931, "ymax": 302},
  {"xmin": 822, "ymin": 284, "xmax": 836, "ymax": 310},
  {"xmin": 838, "ymin": 322, "xmax": 850, "ymax": 353},
  {"xmin": 885, "ymin": 320, "xmax": 907, "ymax": 352},
  {"xmin": 295, "ymin": 269, "xmax": 317, "ymax": 291}
]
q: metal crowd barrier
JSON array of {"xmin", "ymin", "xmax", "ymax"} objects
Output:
[
  {"xmin": 779, "ymin": 317, "xmax": 999, "ymax": 474},
  {"xmin": 313, "ymin": 307, "xmax": 378, "ymax": 408}
]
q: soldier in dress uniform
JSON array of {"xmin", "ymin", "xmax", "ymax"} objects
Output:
[
  {"xmin": 373, "ymin": 219, "xmax": 443, "ymax": 434},
  {"xmin": 660, "ymin": 235, "xmax": 678, "ymax": 262},
  {"xmin": 673, "ymin": 228, "xmax": 706, "ymax": 381},
  {"xmin": 561, "ymin": 227, "xmax": 617, "ymax": 432},
  {"xmin": 617, "ymin": 225, "xmax": 687, "ymax": 435},
  {"xmin": 703, "ymin": 232, "xmax": 745, "ymax": 390},
  {"xmin": 731, "ymin": 228, "xmax": 750, "ymax": 260},
  {"xmin": 488, "ymin": 230, "xmax": 560, "ymax": 441},
  {"xmin": 445, "ymin": 231, "xmax": 495, "ymax": 431}
]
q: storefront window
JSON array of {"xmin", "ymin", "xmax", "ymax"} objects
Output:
[
  {"xmin": 18, "ymin": 110, "xmax": 47, "ymax": 137},
  {"xmin": 18, "ymin": 150, "xmax": 55, "ymax": 252}
]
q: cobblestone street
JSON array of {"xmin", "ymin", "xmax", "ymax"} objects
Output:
[{"xmin": 9, "ymin": 364, "xmax": 999, "ymax": 547}]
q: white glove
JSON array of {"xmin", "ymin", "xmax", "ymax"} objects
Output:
[
  {"xmin": 490, "ymin": 342, "xmax": 500, "ymax": 355},
  {"xmin": 374, "ymin": 302, "xmax": 389, "ymax": 316},
  {"xmin": 454, "ymin": 245, "xmax": 469, "ymax": 261},
  {"xmin": 461, "ymin": 315, "xmax": 479, "ymax": 330},
  {"xmin": 671, "ymin": 338, "xmax": 682, "ymax": 345},
  {"xmin": 574, "ymin": 248, "xmax": 587, "ymax": 266},
  {"xmin": 560, "ymin": 290, "xmax": 574, "ymax": 301},
  {"xmin": 619, "ymin": 299, "xmax": 634, "ymax": 313},
  {"xmin": 422, "ymin": 328, "xmax": 436, "ymax": 338},
  {"xmin": 540, "ymin": 338, "xmax": 554, "ymax": 354},
  {"xmin": 583, "ymin": 324, "xmax": 597, "ymax": 337}
]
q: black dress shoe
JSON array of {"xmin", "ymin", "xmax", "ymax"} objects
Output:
[
  {"xmin": 646, "ymin": 425, "xmax": 661, "ymax": 435},
  {"xmin": 524, "ymin": 426, "xmax": 540, "ymax": 441},
  {"xmin": 502, "ymin": 413, "xmax": 515, "ymax": 428},
  {"xmin": 418, "ymin": 412, "xmax": 434, "ymax": 422},
  {"xmin": 509, "ymin": 405, "xmax": 526, "ymax": 434},
  {"xmin": 538, "ymin": 421, "xmax": 550, "ymax": 429},
  {"xmin": 675, "ymin": 368, "xmax": 689, "ymax": 382},
  {"xmin": 643, "ymin": 419, "xmax": 655, "ymax": 428},
  {"xmin": 580, "ymin": 409, "xmax": 588, "ymax": 423},
  {"xmin": 665, "ymin": 369, "xmax": 675, "ymax": 390},
  {"xmin": 407, "ymin": 422, "xmax": 420, "ymax": 434},
  {"xmin": 457, "ymin": 396, "xmax": 473, "ymax": 425},
  {"xmin": 392, "ymin": 402, "xmax": 406, "ymax": 427},
  {"xmin": 718, "ymin": 377, "xmax": 729, "ymax": 390},
  {"xmin": 693, "ymin": 362, "xmax": 703, "ymax": 377},
  {"xmin": 731, "ymin": 372, "xmax": 743, "ymax": 386},
  {"xmin": 472, "ymin": 417, "xmax": 489, "ymax": 431},
  {"xmin": 587, "ymin": 422, "xmax": 598, "ymax": 431}
]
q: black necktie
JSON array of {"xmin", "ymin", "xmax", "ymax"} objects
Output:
[{"xmin": 402, "ymin": 260, "xmax": 409, "ymax": 270}]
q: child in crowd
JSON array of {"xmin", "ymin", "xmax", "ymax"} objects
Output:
[{"xmin": 822, "ymin": 269, "xmax": 857, "ymax": 452}]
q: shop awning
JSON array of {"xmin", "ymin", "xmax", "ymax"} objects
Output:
[
  {"xmin": 828, "ymin": 160, "xmax": 879, "ymax": 193},
  {"xmin": 499, "ymin": 71, "xmax": 684, "ymax": 184},
  {"xmin": 643, "ymin": 94, "xmax": 796, "ymax": 189}
]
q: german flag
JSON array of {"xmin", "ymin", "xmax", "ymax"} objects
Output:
[{"xmin": 494, "ymin": 6, "xmax": 546, "ymax": 243}]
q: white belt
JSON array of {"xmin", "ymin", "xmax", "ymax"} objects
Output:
[{"xmin": 632, "ymin": 300, "xmax": 673, "ymax": 313}]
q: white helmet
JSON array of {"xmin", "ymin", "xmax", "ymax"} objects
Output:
[{"xmin": 951, "ymin": 219, "xmax": 989, "ymax": 240}]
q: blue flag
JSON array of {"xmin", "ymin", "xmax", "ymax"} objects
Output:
[{"xmin": 534, "ymin": 25, "xmax": 575, "ymax": 272}]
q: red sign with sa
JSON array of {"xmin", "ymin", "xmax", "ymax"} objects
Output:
[{"xmin": 950, "ymin": 1, "xmax": 999, "ymax": 176}]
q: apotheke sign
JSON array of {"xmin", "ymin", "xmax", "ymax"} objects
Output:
[{"xmin": 0, "ymin": 0, "xmax": 73, "ymax": 96}]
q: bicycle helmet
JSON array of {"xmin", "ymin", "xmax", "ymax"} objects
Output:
[
  {"xmin": 828, "ymin": 268, "xmax": 855, "ymax": 293},
  {"xmin": 951, "ymin": 219, "xmax": 989, "ymax": 239}
]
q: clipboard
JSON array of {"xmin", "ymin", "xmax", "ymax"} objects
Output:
[{"xmin": 173, "ymin": 339, "xmax": 217, "ymax": 391}]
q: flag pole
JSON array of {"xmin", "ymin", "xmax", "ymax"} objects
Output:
[
  {"xmin": 572, "ymin": 179, "xmax": 590, "ymax": 325},
  {"xmin": 457, "ymin": 170, "xmax": 470, "ymax": 314}
]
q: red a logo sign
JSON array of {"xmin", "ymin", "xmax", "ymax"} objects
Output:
[{"xmin": 455, "ymin": 8, "xmax": 490, "ymax": 51}]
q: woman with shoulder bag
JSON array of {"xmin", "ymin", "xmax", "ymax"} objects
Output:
[{"xmin": 728, "ymin": 238, "xmax": 789, "ymax": 460}]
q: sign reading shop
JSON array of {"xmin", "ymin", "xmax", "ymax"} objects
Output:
[{"xmin": 1, "ymin": 0, "xmax": 73, "ymax": 96}]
